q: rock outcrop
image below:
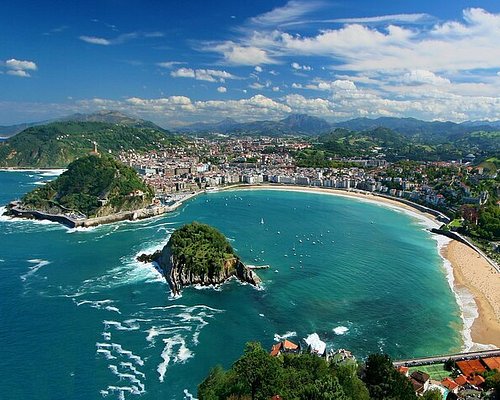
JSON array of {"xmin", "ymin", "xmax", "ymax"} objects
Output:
[{"xmin": 137, "ymin": 238, "xmax": 261, "ymax": 295}]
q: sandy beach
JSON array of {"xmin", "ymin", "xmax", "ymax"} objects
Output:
[
  {"xmin": 443, "ymin": 241, "xmax": 500, "ymax": 348},
  {"xmin": 232, "ymin": 184, "xmax": 500, "ymax": 350}
]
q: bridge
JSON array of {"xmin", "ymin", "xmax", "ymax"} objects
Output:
[{"xmin": 393, "ymin": 348, "xmax": 500, "ymax": 368}]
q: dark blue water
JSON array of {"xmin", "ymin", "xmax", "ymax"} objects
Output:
[{"xmin": 0, "ymin": 171, "xmax": 462, "ymax": 400}]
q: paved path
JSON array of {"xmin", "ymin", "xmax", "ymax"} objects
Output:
[{"xmin": 394, "ymin": 349, "xmax": 500, "ymax": 367}]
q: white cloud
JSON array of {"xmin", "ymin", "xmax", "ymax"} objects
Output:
[
  {"xmin": 211, "ymin": 43, "xmax": 276, "ymax": 65},
  {"xmin": 7, "ymin": 69, "xmax": 31, "ymax": 78},
  {"xmin": 170, "ymin": 68, "xmax": 236, "ymax": 82},
  {"xmin": 5, "ymin": 59, "xmax": 37, "ymax": 71},
  {"xmin": 249, "ymin": 82, "xmax": 265, "ymax": 90},
  {"xmin": 291, "ymin": 62, "xmax": 312, "ymax": 71},
  {"xmin": 3, "ymin": 58, "xmax": 38, "ymax": 78},
  {"xmin": 402, "ymin": 70, "xmax": 450, "ymax": 85},
  {"xmin": 249, "ymin": 0, "xmax": 322, "ymax": 27},
  {"xmin": 79, "ymin": 35, "xmax": 112, "ymax": 45},
  {"xmin": 157, "ymin": 61, "xmax": 186, "ymax": 69},
  {"xmin": 79, "ymin": 31, "xmax": 163, "ymax": 46},
  {"xmin": 254, "ymin": 66, "xmax": 263, "ymax": 73},
  {"xmin": 332, "ymin": 13, "xmax": 432, "ymax": 25},
  {"xmin": 217, "ymin": 86, "xmax": 227, "ymax": 93}
]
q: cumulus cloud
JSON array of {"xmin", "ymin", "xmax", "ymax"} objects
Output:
[
  {"xmin": 3, "ymin": 58, "xmax": 38, "ymax": 77},
  {"xmin": 402, "ymin": 70, "xmax": 450, "ymax": 85},
  {"xmin": 210, "ymin": 42, "xmax": 276, "ymax": 65},
  {"xmin": 254, "ymin": 66, "xmax": 263, "ymax": 73},
  {"xmin": 170, "ymin": 68, "xmax": 236, "ymax": 82},
  {"xmin": 217, "ymin": 86, "xmax": 227, "ymax": 93}
]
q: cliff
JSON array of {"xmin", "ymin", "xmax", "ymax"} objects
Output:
[{"xmin": 138, "ymin": 222, "xmax": 261, "ymax": 294}]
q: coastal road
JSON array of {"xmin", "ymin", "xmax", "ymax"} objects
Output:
[{"xmin": 393, "ymin": 349, "xmax": 500, "ymax": 367}]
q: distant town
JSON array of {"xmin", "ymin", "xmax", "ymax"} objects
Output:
[{"xmin": 117, "ymin": 135, "xmax": 499, "ymax": 262}]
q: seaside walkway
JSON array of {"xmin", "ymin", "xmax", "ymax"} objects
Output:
[{"xmin": 393, "ymin": 349, "xmax": 500, "ymax": 367}]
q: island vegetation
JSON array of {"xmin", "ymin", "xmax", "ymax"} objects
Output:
[
  {"xmin": 139, "ymin": 222, "xmax": 260, "ymax": 294},
  {"xmin": 20, "ymin": 154, "xmax": 154, "ymax": 217}
]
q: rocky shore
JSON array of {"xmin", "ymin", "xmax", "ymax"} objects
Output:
[{"xmin": 138, "ymin": 240, "xmax": 261, "ymax": 296}]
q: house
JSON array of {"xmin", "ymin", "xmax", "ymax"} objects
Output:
[
  {"xmin": 454, "ymin": 375, "xmax": 468, "ymax": 387},
  {"xmin": 410, "ymin": 370, "xmax": 430, "ymax": 395},
  {"xmin": 397, "ymin": 366, "xmax": 410, "ymax": 377},
  {"xmin": 270, "ymin": 340, "xmax": 300, "ymax": 357},
  {"xmin": 441, "ymin": 377, "xmax": 459, "ymax": 394}
]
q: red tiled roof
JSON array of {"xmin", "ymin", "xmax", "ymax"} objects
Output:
[
  {"xmin": 455, "ymin": 375, "xmax": 468, "ymax": 386},
  {"xmin": 270, "ymin": 343, "xmax": 282, "ymax": 357},
  {"xmin": 441, "ymin": 377, "xmax": 458, "ymax": 390},
  {"xmin": 282, "ymin": 339, "xmax": 298, "ymax": 350},
  {"xmin": 469, "ymin": 375, "xmax": 485, "ymax": 387},
  {"xmin": 397, "ymin": 366, "xmax": 409, "ymax": 375},
  {"xmin": 482, "ymin": 356, "xmax": 500, "ymax": 371},
  {"xmin": 456, "ymin": 359, "xmax": 486, "ymax": 377}
]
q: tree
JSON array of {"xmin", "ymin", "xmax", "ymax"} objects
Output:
[
  {"xmin": 363, "ymin": 354, "xmax": 416, "ymax": 400},
  {"xmin": 233, "ymin": 342, "xmax": 282, "ymax": 400},
  {"xmin": 422, "ymin": 389, "xmax": 443, "ymax": 400}
]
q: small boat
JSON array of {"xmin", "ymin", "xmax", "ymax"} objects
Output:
[{"xmin": 260, "ymin": 218, "xmax": 264, "ymax": 224}]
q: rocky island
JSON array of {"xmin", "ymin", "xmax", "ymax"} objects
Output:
[
  {"xmin": 138, "ymin": 222, "xmax": 261, "ymax": 295},
  {"xmin": 4, "ymin": 154, "xmax": 156, "ymax": 226}
]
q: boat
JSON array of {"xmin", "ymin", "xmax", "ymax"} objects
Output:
[{"xmin": 260, "ymin": 218, "xmax": 264, "ymax": 224}]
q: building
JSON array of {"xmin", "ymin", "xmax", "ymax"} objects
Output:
[
  {"xmin": 410, "ymin": 370, "xmax": 430, "ymax": 395},
  {"xmin": 270, "ymin": 340, "xmax": 300, "ymax": 357}
]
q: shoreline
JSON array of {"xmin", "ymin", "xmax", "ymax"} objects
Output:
[{"xmin": 228, "ymin": 184, "xmax": 499, "ymax": 350}]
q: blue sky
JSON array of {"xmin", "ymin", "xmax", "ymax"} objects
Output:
[{"xmin": 2, "ymin": 0, "xmax": 500, "ymax": 126}]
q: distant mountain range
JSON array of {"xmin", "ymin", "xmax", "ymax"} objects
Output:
[{"xmin": 178, "ymin": 114, "xmax": 500, "ymax": 139}]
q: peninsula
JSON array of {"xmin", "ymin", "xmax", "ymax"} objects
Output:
[
  {"xmin": 138, "ymin": 222, "xmax": 261, "ymax": 295},
  {"xmin": 3, "ymin": 154, "xmax": 157, "ymax": 226}
]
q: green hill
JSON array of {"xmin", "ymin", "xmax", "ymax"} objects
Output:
[
  {"xmin": 21, "ymin": 154, "xmax": 154, "ymax": 217},
  {"xmin": 0, "ymin": 121, "xmax": 178, "ymax": 168}
]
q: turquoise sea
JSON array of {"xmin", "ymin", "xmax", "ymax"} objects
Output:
[{"xmin": 0, "ymin": 171, "xmax": 462, "ymax": 400}]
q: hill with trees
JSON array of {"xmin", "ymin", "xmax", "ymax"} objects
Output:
[
  {"xmin": 0, "ymin": 120, "xmax": 178, "ymax": 168},
  {"xmin": 20, "ymin": 154, "xmax": 154, "ymax": 217},
  {"xmin": 198, "ymin": 342, "xmax": 432, "ymax": 400}
]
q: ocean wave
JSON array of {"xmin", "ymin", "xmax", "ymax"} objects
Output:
[
  {"xmin": 157, "ymin": 334, "xmax": 194, "ymax": 383},
  {"xmin": 332, "ymin": 326, "xmax": 349, "ymax": 335},
  {"xmin": 274, "ymin": 331, "xmax": 297, "ymax": 342},
  {"xmin": 104, "ymin": 320, "xmax": 140, "ymax": 331},
  {"xmin": 74, "ymin": 299, "xmax": 121, "ymax": 314},
  {"xmin": 20, "ymin": 259, "xmax": 51, "ymax": 281}
]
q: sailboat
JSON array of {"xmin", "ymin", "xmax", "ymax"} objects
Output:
[{"xmin": 260, "ymin": 218, "xmax": 264, "ymax": 225}]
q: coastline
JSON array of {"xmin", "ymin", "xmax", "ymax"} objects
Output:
[
  {"xmin": 442, "ymin": 241, "xmax": 500, "ymax": 348},
  {"xmin": 229, "ymin": 184, "xmax": 500, "ymax": 350}
]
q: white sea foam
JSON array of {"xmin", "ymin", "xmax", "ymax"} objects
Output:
[
  {"xmin": 104, "ymin": 320, "xmax": 140, "ymax": 331},
  {"xmin": 434, "ymin": 234, "xmax": 482, "ymax": 351},
  {"xmin": 183, "ymin": 389, "xmax": 198, "ymax": 400},
  {"xmin": 304, "ymin": 333, "xmax": 326, "ymax": 355},
  {"xmin": 157, "ymin": 335, "xmax": 193, "ymax": 382},
  {"xmin": 333, "ymin": 326, "xmax": 349, "ymax": 335},
  {"xmin": 21, "ymin": 259, "xmax": 51, "ymax": 281},
  {"xmin": 274, "ymin": 331, "xmax": 297, "ymax": 342}
]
